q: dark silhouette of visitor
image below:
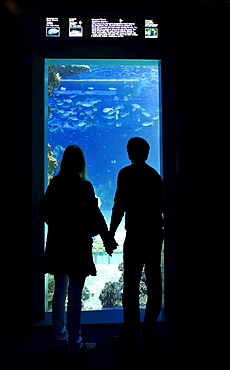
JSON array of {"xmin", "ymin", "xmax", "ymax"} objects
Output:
[
  {"xmin": 39, "ymin": 145, "xmax": 117, "ymax": 356},
  {"xmin": 109, "ymin": 137, "xmax": 163, "ymax": 352}
]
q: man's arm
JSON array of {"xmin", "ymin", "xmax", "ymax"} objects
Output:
[{"xmin": 109, "ymin": 170, "xmax": 126, "ymax": 236}]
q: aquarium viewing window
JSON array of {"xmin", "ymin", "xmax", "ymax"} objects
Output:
[{"xmin": 44, "ymin": 58, "xmax": 163, "ymax": 321}]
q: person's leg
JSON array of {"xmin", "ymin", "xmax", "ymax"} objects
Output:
[
  {"xmin": 52, "ymin": 274, "xmax": 69, "ymax": 346},
  {"xmin": 122, "ymin": 234, "xmax": 143, "ymax": 347},
  {"xmin": 143, "ymin": 249, "xmax": 162, "ymax": 340},
  {"xmin": 67, "ymin": 276, "xmax": 85, "ymax": 355}
]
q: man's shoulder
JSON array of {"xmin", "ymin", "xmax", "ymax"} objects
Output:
[
  {"xmin": 117, "ymin": 164, "xmax": 135, "ymax": 180},
  {"xmin": 119, "ymin": 163, "xmax": 161, "ymax": 179},
  {"xmin": 118, "ymin": 164, "xmax": 133, "ymax": 174}
]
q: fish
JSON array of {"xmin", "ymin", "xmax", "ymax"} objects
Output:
[
  {"xmin": 77, "ymin": 121, "xmax": 87, "ymax": 127},
  {"xmin": 77, "ymin": 101, "xmax": 92, "ymax": 107},
  {"xmin": 48, "ymin": 118, "xmax": 57, "ymax": 124},
  {"xmin": 89, "ymin": 98, "xmax": 101, "ymax": 105},
  {"xmin": 131, "ymin": 104, "xmax": 141, "ymax": 109},
  {"xmin": 63, "ymin": 122, "xmax": 78, "ymax": 129},
  {"xmin": 103, "ymin": 115, "xmax": 116, "ymax": 119},
  {"xmin": 49, "ymin": 126, "xmax": 60, "ymax": 132},
  {"xmin": 65, "ymin": 99, "xmax": 72, "ymax": 104},
  {"xmin": 134, "ymin": 127, "xmax": 142, "ymax": 132},
  {"xmin": 62, "ymin": 111, "xmax": 73, "ymax": 117},
  {"xmin": 103, "ymin": 107, "xmax": 114, "ymax": 113},
  {"xmin": 69, "ymin": 116, "xmax": 78, "ymax": 121},
  {"xmin": 69, "ymin": 122, "xmax": 79, "ymax": 128},
  {"xmin": 142, "ymin": 121, "xmax": 154, "ymax": 127},
  {"xmin": 85, "ymin": 110, "xmax": 94, "ymax": 116},
  {"xmin": 85, "ymin": 123, "xmax": 93, "ymax": 128},
  {"xmin": 142, "ymin": 111, "xmax": 151, "ymax": 117},
  {"xmin": 49, "ymin": 124, "xmax": 61, "ymax": 132},
  {"xmin": 114, "ymin": 104, "xmax": 124, "ymax": 110},
  {"xmin": 120, "ymin": 112, "xmax": 130, "ymax": 118},
  {"xmin": 108, "ymin": 87, "xmax": 117, "ymax": 91},
  {"xmin": 107, "ymin": 110, "xmax": 116, "ymax": 115},
  {"xmin": 87, "ymin": 87, "xmax": 94, "ymax": 90}
]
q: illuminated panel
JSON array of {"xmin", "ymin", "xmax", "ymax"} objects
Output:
[
  {"xmin": 145, "ymin": 19, "xmax": 159, "ymax": 38},
  {"xmin": 69, "ymin": 18, "xmax": 83, "ymax": 37},
  {"xmin": 91, "ymin": 18, "xmax": 138, "ymax": 38},
  {"xmin": 44, "ymin": 17, "xmax": 159, "ymax": 39},
  {"xmin": 46, "ymin": 17, "xmax": 60, "ymax": 37}
]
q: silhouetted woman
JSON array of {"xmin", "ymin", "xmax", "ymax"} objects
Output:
[{"xmin": 39, "ymin": 145, "xmax": 116, "ymax": 355}]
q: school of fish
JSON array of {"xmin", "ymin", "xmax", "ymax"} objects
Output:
[{"xmin": 48, "ymin": 85, "xmax": 159, "ymax": 133}]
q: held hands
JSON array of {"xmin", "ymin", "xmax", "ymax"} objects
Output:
[{"xmin": 103, "ymin": 232, "xmax": 119, "ymax": 256}]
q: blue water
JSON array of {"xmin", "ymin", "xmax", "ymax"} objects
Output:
[{"xmin": 47, "ymin": 62, "xmax": 161, "ymax": 215}]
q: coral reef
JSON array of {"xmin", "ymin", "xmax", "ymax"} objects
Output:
[
  {"xmin": 99, "ymin": 281, "xmax": 123, "ymax": 308},
  {"xmin": 48, "ymin": 66, "xmax": 61, "ymax": 97},
  {"xmin": 139, "ymin": 269, "xmax": 148, "ymax": 307},
  {"xmin": 81, "ymin": 286, "xmax": 90, "ymax": 309},
  {"xmin": 99, "ymin": 262, "xmax": 148, "ymax": 308},
  {"xmin": 48, "ymin": 143, "xmax": 58, "ymax": 182},
  {"xmin": 48, "ymin": 65, "xmax": 91, "ymax": 97}
]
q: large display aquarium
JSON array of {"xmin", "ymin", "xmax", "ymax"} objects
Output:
[{"xmin": 45, "ymin": 59, "xmax": 163, "ymax": 315}]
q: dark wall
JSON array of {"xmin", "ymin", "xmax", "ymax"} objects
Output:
[
  {"xmin": 174, "ymin": 6, "xmax": 229, "ymax": 350},
  {"xmin": 1, "ymin": 2, "xmax": 229, "ymax": 346}
]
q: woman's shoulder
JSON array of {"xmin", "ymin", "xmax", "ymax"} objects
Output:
[
  {"xmin": 82, "ymin": 179, "xmax": 94, "ymax": 191},
  {"xmin": 50, "ymin": 175, "xmax": 95, "ymax": 194}
]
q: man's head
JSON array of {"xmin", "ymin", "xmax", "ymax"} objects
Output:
[{"xmin": 126, "ymin": 137, "xmax": 150, "ymax": 163}]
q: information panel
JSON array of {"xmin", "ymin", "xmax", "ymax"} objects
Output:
[
  {"xmin": 145, "ymin": 19, "xmax": 159, "ymax": 38},
  {"xmin": 91, "ymin": 18, "xmax": 138, "ymax": 38},
  {"xmin": 46, "ymin": 17, "xmax": 60, "ymax": 37},
  {"xmin": 69, "ymin": 18, "xmax": 83, "ymax": 37},
  {"xmin": 45, "ymin": 17, "xmax": 158, "ymax": 39}
]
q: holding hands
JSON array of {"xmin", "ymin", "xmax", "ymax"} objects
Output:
[{"xmin": 103, "ymin": 231, "xmax": 119, "ymax": 257}]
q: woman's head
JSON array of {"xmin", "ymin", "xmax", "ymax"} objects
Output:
[
  {"xmin": 59, "ymin": 145, "xmax": 87, "ymax": 180},
  {"xmin": 126, "ymin": 137, "xmax": 150, "ymax": 162}
]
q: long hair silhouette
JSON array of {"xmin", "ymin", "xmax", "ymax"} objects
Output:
[{"xmin": 59, "ymin": 145, "xmax": 87, "ymax": 180}]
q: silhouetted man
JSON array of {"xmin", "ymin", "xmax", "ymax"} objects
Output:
[{"xmin": 110, "ymin": 137, "xmax": 163, "ymax": 351}]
